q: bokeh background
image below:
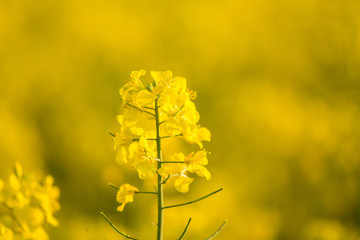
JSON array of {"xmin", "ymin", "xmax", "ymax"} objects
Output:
[{"xmin": 1, "ymin": 0, "xmax": 360, "ymax": 239}]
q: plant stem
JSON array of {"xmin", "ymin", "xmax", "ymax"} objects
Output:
[
  {"xmin": 162, "ymin": 188, "xmax": 223, "ymax": 209},
  {"xmin": 177, "ymin": 217, "xmax": 192, "ymax": 240},
  {"xmin": 204, "ymin": 220, "xmax": 228, "ymax": 240},
  {"xmin": 100, "ymin": 212, "xmax": 138, "ymax": 240},
  {"xmin": 126, "ymin": 103, "xmax": 156, "ymax": 117},
  {"xmin": 161, "ymin": 161, "xmax": 185, "ymax": 164},
  {"xmin": 155, "ymin": 98, "xmax": 164, "ymax": 240}
]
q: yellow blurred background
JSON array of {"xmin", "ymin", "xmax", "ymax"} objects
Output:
[{"xmin": 1, "ymin": 0, "xmax": 360, "ymax": 239}]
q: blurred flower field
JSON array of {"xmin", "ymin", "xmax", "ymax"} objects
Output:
[{"xmin": 1, "ymin": 0, "xmax": 360, "ymax": 239}]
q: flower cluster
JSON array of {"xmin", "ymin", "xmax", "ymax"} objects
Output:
[
  {"xmin": 0, "ymin": 162, "xmax": 60, "ymax": 240},
  {"xmin": 101, "ymin": 70, "xmax": 225, "ymax": 240},
  {"xmin": 113, "ymin": 70, "xmax": 211, "ymax": 205}
]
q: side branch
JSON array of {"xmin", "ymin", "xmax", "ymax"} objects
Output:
[
  {"xmin": 133, "ymin": 134, "xmax": 182, "ymax": 142},
  {"xmin": 177, "ymin": 217, "xmax": 192, "ymax": 240},
  {"xmin": 158, "ymin": 105, "xmax": 184, "ymax": 125},
  {"xmin": 126, "ymin": 103, "xmax": 157, "ymax": 117},
  {"xmin": 162, "ymin": 188, "xmax": 223, "ymax": 209},
  {"xmin": 100, "ymin": 212, "xmax": 138, "ymax": 240},
  {"xmin": 204, "ymin": 220, "xmax": 228, "ymax": 240},
  {"xmin": 161, "ymin": 161, "xmax": 185, "ymax": 164}
]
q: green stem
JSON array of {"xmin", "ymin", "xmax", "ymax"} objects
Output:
[
  {"xmin": 135, "ymin": 191, "xmax": 157, "ymax": 195},
  {"xmin": 132, "ymin": 134, "xmax": 182, "ymax": 142},
  {"xmin": 100, "ymin": 212, "xmax": 138, "ymax": 240},
  {"xmin": 204, "ymin": 220, "xmax": 228, "ymax": 240},
  {"xmin": 161, "ymin": 161, "xmax": 185, "ymax": 164},
  {"xmin": 155, "ymin": 98, "xmax": 164, "ymax": 240},
  {"xmin": 159, "ymin": 105, "xmax": 184, "ymax": 126},
  {"xmin": 162, "ymin": 188, "xmax": 223, "ymax": 209},
  {"xmin": 126, "ymin": 103, "xmax": 157, "ymax": 117},
  {"xmin": 161, "ymin": 175, "xmax": 171, "ymax": 184},
  {"xmin": 177, "ymin": 217, "xmax": 192, "ymax": 240}
]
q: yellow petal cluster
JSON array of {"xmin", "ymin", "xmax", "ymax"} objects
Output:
[
  {"xmin": 114, "ymin": 70, "xmax": 212, "ymax": 196},
  {"xmin": 0, "ymin": 162, "xmax": 60, "ymax": 240},
  {"xmin": 0, "ymin": 223, "xmax": 13, "ymax": 240},
  {"xmin": 158, "ymin": 150, "xmax": 211, "ymax": 193},
  {"xmin": 116, "ymin": 184, "xmax": 139, "ymax": 212}
]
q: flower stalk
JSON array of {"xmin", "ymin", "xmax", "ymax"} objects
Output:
[{"xmin": 155, "ymin": 98, "xmax": 164, "ymax": 240}]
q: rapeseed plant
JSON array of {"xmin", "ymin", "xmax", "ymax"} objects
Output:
[
  {"xmin": 101, "ymin": 70, "xmax": 226, "ymax": 239},
  {"xmin": 0, "ymin": 162, "xmax": 60, "ymax": 240}
]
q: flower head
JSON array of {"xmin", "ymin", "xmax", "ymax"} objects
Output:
[
  {"xmin": 114, "ymin": 70, "xmax": 212, "ymax": 190},
  {"xmin": 116, "ymin": 184, "xmax": 139, "ymax": 212}
]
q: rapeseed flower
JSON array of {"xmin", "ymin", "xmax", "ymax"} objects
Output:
[
  {"xmin": 0, "ymin": 162, "xmax": 60, "ymax": 240},
  {"xmin": 159, "ymin": 151, "xmax": 210, "ymax": 193},
  {"xmin": 116, "ymin": 184, "xmax": 139, "ymax": 212}
]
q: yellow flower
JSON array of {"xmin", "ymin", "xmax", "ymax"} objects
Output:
[
  {"xmin": 114, "ymin": 117, "xmax": 157, "ymax": 180},
  {"xmin": 158, "ymin": 151, "xmax": 211, "ymax": 192},
  {"xmin": 150, "ymin": 70, "xmax": 174, "ymax": 95},
  {"xmin": 35, "ymin": 175, "xmax": 61, "ymax": 227},
  {"xmin": 158, "ymin": 153, "xmax": 194, "ymax": 193},
  {"xmin": 28, "ymin": 227, "xmax": 48, "ymax": 240},
  {"xmin": 0, "ymin": 162, "xmax": 60, "ymax": 239},
  {"xmin": 0, "ymin": 223, "xmax": 13, "ymax": 240},
  {"xmin": 163, "ymin": 116, "xmax": 211, "ymax": 148},
  {"xmin": 134, "ymin": 134, "xmax": 157, "ymax": 180},
  {"xmin": 135, "ymin": 161, "xmax": 156, "ymax": 180},
  {"xmin": 159, "ymin": 163, "xmax": 194, "ymax": 193},
  {"xmin": 119, "ymin": 70, "xmax": 159, "ymax": 109},
  {"xmin": 174, "ymin": 175, "xmax": 194, "ymax": 193},
  {"xmin": 116, "ymin": 184, "xmax": 139, "ymax": 212},
  {"xmin": 119, "ymin": 70, "xmax": 146, "ymax": 105},
  {"xmin": 113, "ymin": 109, "xmax": 152, "ymax": 166},
  {"xmin": 185, "ymin": 150, "xmax": 211, "ymax": 180}
]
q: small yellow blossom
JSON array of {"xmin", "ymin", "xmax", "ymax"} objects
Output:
[
  {"xmin": 158, "ymin": 151, "xmax": 211, "ymax": 193},
  {"xmin": 185, "ymin": 150, "xmax": 211, "ymax": 180},
  {"xmin": 150, "ymin": 70, "xmax": 174, "ymax": 95},
  {"xmin": 0, "ymin": 162, "xmax": 60, "ymax": 240},
  {"xmin": 158, "ymin": 161, "xmax": 194, "ymax": 193},
  {"xmin": 114, "ymin": 110, "xmax": 151, "ymax": 166},
  {"xmin": 116, "ymin": 184, "xmax": 139, "ymax": 212},
  {"xmin": 135, "ymin": 160, "xmax": 156, "ymax": 180},
  {"xmin": 119, "ymin": 70, "xmax": 146, "ymax": 106},
  {"xmin": 0, "ymin": 224, "xmax": 13, "ymax": 240}
]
